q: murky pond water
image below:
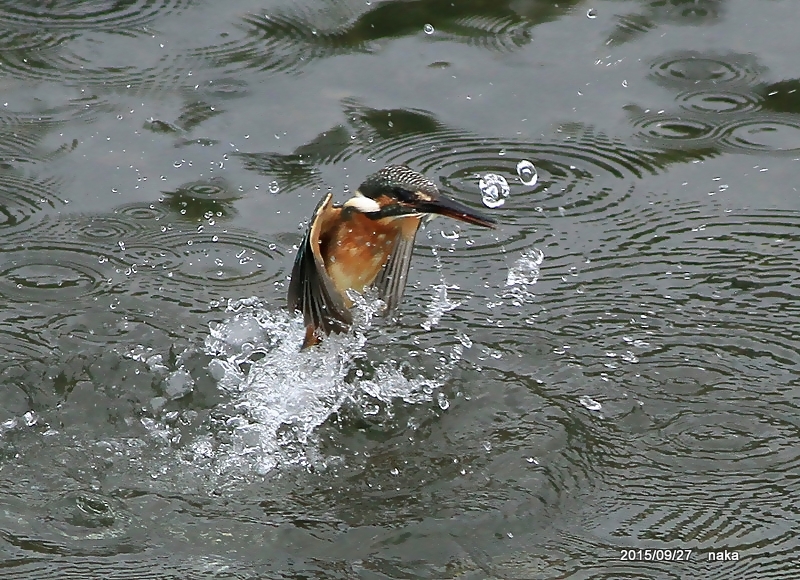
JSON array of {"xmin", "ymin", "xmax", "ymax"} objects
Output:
[{"xmin": 0, "ymin": 0, "xmax": 798, "ymax": 578}]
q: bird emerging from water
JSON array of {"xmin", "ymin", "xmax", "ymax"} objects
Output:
[{"xmin": 287, "ymin": 165, "xmax": 496, "ymax": 349}]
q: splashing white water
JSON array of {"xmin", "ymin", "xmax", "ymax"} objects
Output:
[
  {"xmin": 500, "ymin": 248, "xmax": 544, "ymax": 307},
  {"xmin": 506, "ymin": 248, "xmax": 544, "ymax": 287},
  {"xmin": 422, "ymin": 283, "xmax": 461, "ymax": 330},
  {"xmin": 186, "ymin": 295, "xmax": 457, "ymax": 477}
]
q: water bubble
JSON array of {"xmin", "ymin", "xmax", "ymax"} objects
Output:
[
  {"xmin": 587, "ymin": 8, "xmax": 597, "ymax": 18},
  {"xmin": 268, "ymin": 180, "xmax": 280, "ymax": 194},
  {"xmin": 437, "ymin": 392, "xmax": 450, "ymax": 410},
  {"xmin": 479, "ymin": 173, "xmax": 510, "ymax": 208},
  {"xmin": 516, "ymin": 160, "xmax": 538, "ymax": 187},
  {"xmin": 390, "ymin": 467, "xmax": 399, "ymax": 476},
  {"xmin": 579, "ymin": 395, "xmax": 602, "ymax": 412},
  {"xmin": 423, "ymin": 23, "xmax": 434, "ymax": 35}
]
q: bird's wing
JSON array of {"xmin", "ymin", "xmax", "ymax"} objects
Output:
[
  {"xmin": 287, "ymin": 192, "xmax": 352, "ymax": 335},
  {"xmin": 371, "ymin": 217, "xmax": 421, "ymax": 315}
]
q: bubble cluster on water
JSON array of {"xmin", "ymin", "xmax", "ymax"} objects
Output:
[{"xmin": 479, "ymin": 173, "xmax": 510, "ymax": 208}]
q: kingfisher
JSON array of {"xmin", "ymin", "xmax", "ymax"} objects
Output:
[{"xmin": 287, "ymin": 165, "xmax": 496, "ymax": 349}]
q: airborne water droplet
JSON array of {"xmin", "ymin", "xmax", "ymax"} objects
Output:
[
  {"xmin": 587, "ymin": 8, "xmax": 597, "ymax": 18},
  {"xmin": 268, "ymin": 180, "xmax": 280, "ymax": 194},
  {"xmin": 423, "ymin": 23, "xmax": 434, "ymax": 34},
  {"xmin": 479, "ymin": 173, "xmax": 510, "ymax": 208},
  {"xmin": 516, "ymin": 160, "xmax": 538, "ymax": 187}
]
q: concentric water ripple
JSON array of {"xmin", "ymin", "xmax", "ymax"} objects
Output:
[
  {"xmin": 677, "ymin": 89, "xmax": 762, "ymax": 114},
  {"xmin": 190, "ymin": 8, "xmax": 371, "ymax": 77},
  {"xmin": 718, "ymin": 115, "xmax": 800, "ymax": 153},
  {"xmin": 114, "ymin": 201, "xmax": 173, "ymax": 224},
  {"xmin": 0, "ymin": 173, "xmax": 64, "ymax": 230},
  {"xmin": 161, "ymin": 177, "xmax": 242, "ymax": 220},
  {"xmin": 0, "ymin": 35, "xmax": 195, "ymax": 90},
  {"xmin": 0, "ymin": 0, "xmax": 189, "ymax": 30},
  {"xmin": 649, "ymin": 51, "xmax": 762, "ymax": 89},
  {"xmin": 122, "ymin": 224, "xmax": 286, "ymax": 298},
  {"xmin": 438, "ymin": 15, "xmax": 531, "ymax": 52},
  {"xmin": 629, "ymin": 110, "xmax": 723, "ymax": 149},
  {"xmin": 646, "ymin": 0, "xmax": 724, "ymax": 24},
  {"xmin": 0, "ymin": 244, "xmax": 125, "ymax": 304}
]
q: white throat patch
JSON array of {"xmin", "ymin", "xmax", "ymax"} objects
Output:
[{"xmin": 343, "ymin": 191, "xmax": 381, "ymax": 213}]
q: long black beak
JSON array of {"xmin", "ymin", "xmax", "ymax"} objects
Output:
[{"xmin": 420, "ymin": 194, "xmax": 497, "ymax": 228}]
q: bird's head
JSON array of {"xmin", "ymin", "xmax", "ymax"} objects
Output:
[{"xmin": 344, "ymin": 165, "xmax": 496, "ymax": 228}]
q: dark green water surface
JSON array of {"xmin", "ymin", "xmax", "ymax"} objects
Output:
[{"xmin": 0, "ymin": 0, "xmax": 798, "ymax": 578}]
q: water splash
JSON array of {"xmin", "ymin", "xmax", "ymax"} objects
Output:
[
  {"xmin": 579, "ymin": 395, "xmax": 602, "ymax": 412},
  {"xmin": 479, "ymin": 173, "xmax": 510, "ymax": 208},
  {"xmin": 191, "ymin": 295, "xmax": 449, "ymax": 476},
  {"xmin": 422, "ymin": 283, "xmax": 462, "ymax": 330},
  {"xmin": 500, "ymin": 248, "xmax": 544, "ymax": 307},
  {"xmin": 516, "ymin": 160, "xmax": 538, "ymax": 187},
  {"xmin": 506, "ymin": 248, "xmax": 544, "ymax": 287}
]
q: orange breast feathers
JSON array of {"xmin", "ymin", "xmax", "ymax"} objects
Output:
[{"xmin": 321, "ymin": 211, "xmax": 419, "ymax": 305}]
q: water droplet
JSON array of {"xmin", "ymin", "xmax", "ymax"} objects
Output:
[
  {"xmin": 423, "ymin": 23, "xmax": 434, "ymax": 35},
  {"xmin": 268, "ymin": 181, "xmax": 280, "ymax": 194},
  {"xmin": 516, "ymin": 160, "xmax": 538, "ymax": 186},
  {"xmin": 482, "ymin": 441, "xmax": 492, "ymax": 452},
  {"xmin": 390, "ymin": 467, "xmax": 399, "ymax": 476},
  {"xmin": 437, "ymin": 392, "xmax": 450, "ymax": 410},
  {"xmin": 23, "ymin": 411, "xmax": 37, "ymax": 427},
  {"xmin": 587, "ymin": 8, "xmax": 597, "ymax": 18},
  {"xmin": 579, "ymin": 395, "xmax": 602, "ymax": 412},
  {"xmin": 622, "ymin": 79, "xmax": 628, "ymax": 88},
  {"xmin": 479, "ymin": 173, "xmax": 509, "ymax": 208},
  {"xmin": 440, "ymin": 229, "xmax": 460, "ymax": 240}
]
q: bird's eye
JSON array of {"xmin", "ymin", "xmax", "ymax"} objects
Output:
[{"xmin": 392, "ymin": 187, "xmax": 418, "ymax": 203}]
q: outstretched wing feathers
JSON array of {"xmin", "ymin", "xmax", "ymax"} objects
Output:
[
  {"xmin": 371, "ymin": 228, "xmax": 416, "ymax": 315},
  {"xmin": 287, "ymin": 193, "xmax": 352, "ymax": 335}
]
